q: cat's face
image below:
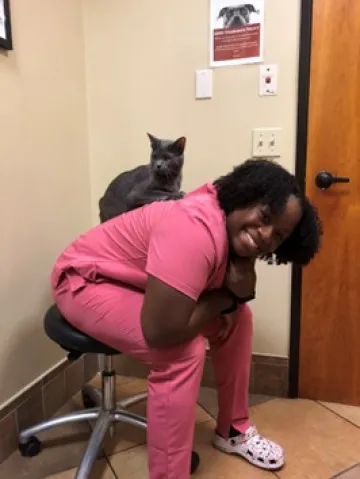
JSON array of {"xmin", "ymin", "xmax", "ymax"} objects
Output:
[{"xmin": 147, "ymin": 133, "xmax": 186, "ymax": 182}]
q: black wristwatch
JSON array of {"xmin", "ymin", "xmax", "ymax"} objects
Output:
[
  {"xmin": 220, "ymin": 291, "xmax": 256, "ymax": 315},
  {"xmin": 220, "ymin": 293, "xmax": 238, "ymax": 315},
  {"xmin": 237, "ymin": 293, "xmax": 256, "ymax": 304}
]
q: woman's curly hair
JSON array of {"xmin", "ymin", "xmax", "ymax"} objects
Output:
[{"xmin": 214, "ymin": 158, "xmax": 323, "ymax": 266}]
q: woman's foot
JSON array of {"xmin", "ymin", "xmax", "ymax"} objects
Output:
[{"xmin": 212, "ymin": 425, "xmax": 284, "ymax": 471}]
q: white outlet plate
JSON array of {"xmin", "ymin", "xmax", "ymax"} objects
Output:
[
  {"xmin": 252, "ymin": 128, "xmax": 282, "ymax": 157},
  {"xmin": 259, "ymin": 64, "xmax": 278, "ymax": 96}
]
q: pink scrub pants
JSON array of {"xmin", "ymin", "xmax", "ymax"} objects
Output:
[{"xmin": 54, "ymin": 273, "xmax": 253, "ymax": 479}]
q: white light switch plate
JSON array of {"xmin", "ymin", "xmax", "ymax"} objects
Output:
[
  {"xmin": 259, "ymin": 64, "xmax": 278, "ymax": 96},
  {"xmin": 252, "ymin": 128, "xmax": 282, "ymax": 157},
  {"xmin": 195, "ymin": 69, "xmax": 213, "ymax": 99}
]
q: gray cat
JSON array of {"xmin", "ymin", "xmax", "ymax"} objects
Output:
[{"xmin": 99, "ymin": 133, "xmax": 186, "ymax": 223}]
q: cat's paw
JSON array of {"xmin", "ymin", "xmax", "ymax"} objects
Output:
[{"xmin": 172, "ymin": 191, "xmax": 186, "ymax": 200}]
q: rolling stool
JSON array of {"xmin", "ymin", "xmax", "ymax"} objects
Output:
[
  {"xmin": 18, "ymin": 304, "xmax": 200, "ymax": 478},
  {"xmin": 18, "ymin": 304, "xmax": 147, "ymax": 478}
]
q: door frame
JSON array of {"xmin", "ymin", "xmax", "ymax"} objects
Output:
[{"xmin": 288, "ymin": 0, "xmax": 314, "ymax": 398}]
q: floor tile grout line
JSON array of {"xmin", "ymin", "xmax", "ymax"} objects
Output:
[
  {"xmin": 196, "ymin": 400, "xmax": 216, "ymax": 421},
  {"xmin": 103, "ymin": 420, "xmax": 217, "ymax": 458},
  {"xmin": 249, "ymin": 397, "xmax": 278, "ymax": 409},
  {"xmin": 316, "ymin": 401, "xmax": 360, "ymax": 430},
  {"xmin": 104, "ymin": 454, "xmax": 120, "ymax": 479},
  {"xmin": 197, "ymin": 393, "xmax": 277, "ymax": 419},
  {"xmin": 104, "ymin": 440, "xmax": 147, "ymax": 458},
  {"xmin": 84, "ymin": 414, "xmax": 145, "ymax": 475},
  {"xmin": 330, "ymin": 462, "xmax": 360, "ymax": 479},
  {"xmin": 316, "ymin": 403, "xmax": 360, "ymax": 478}
]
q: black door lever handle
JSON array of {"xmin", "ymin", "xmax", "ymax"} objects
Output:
[{"xmin": 315, "ymin": 170, "xmax": 350, "ymax": 190}]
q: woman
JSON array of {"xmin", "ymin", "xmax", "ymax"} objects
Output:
[{"xmin": 51, "ymin": 159, "xmax": 322, "ymax": 478}]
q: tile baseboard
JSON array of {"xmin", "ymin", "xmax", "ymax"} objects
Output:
[
  {"xmin": 0, "ymin": 351, "xmax": 288, "ymax": 464},
  {"xmin": 113, "ymin": 353, "xmax": 289, "ymax": 398},
  {"xmin": 250, "ymin": 354, "xmax": 289, "ymax": 397},
  {"xmin": 0, "ymin": 354, "xmax": 99, "ymax": 464}
]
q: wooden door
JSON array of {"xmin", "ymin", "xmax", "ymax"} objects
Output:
[{"xmin": 299, "ymin": 0, "xmax": 360, "ymax": 405}]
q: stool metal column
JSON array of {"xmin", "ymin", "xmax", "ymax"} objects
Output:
[{"xmin": 75, "ymin": 356, "xmax": 147, "ymax": 479}]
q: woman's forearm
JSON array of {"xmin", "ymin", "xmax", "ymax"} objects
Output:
[{"xmin": 150, "ymin": 290, "xmax": 233, "ymax": 349}]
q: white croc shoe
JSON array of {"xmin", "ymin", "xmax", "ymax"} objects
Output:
[{"xmin": 212, "ymin": 425, "xmax": 285, "ymax": 471}]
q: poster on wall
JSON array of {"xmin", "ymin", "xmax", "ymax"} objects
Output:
[
  {"xmin": 0, "ymin": 0, "xmax": 13, "ymax": 50},
  {"xmin": 210, "ymin": 1, "xmax": 264, "ymax": 67}
]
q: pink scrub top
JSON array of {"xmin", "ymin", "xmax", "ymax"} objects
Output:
[{"xmin": 51, "ymin": 183, "xmax": 229, "ymax": 300}]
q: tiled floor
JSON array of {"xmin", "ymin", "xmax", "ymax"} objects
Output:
[{"xmin": 1, "ymin": 375, "xmax": 360, "ymax": 478}]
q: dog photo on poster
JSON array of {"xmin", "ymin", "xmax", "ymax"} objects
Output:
[{"xmin": 210, "ymin": 1, "xmax": 264, "ymax": 67}]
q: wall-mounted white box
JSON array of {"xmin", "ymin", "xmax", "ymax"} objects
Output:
[{"xmin": 195, "ymin": 69, "xmax": 213, "ymax": 99}]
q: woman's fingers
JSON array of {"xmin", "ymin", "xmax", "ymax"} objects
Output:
[{"xmin": 217, "ymin": 315, "xmax": 234, "ymax": 341}]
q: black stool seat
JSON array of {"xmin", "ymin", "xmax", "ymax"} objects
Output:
[{"xmin": 44, "ymin": 304, "xmax": 119, "ymax": 356}]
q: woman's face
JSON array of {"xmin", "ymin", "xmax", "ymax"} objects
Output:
[{"xmin": 226, "ymin": 194, "xmax": 302, "ymax": 258}]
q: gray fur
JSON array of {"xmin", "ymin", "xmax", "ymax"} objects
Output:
[{"xmin": 99, "ymin": 133, "xmax": 186, "ymax": 222}]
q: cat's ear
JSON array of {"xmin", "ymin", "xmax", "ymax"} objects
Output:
[
  {"xmin": 170, "ymin": 136, "xmax": 186, "ymax": 155},
  {"xmin": 147, "ymin": 133, "xmax": 161, "ymax": 150}
]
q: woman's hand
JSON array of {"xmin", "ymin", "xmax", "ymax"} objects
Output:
[
  {"xmin": 197, "ymin": 289, "xmax": 237, "ymax": 342},
  {"xmin": 217, "ymin": 314, "xmax": 236, "ymax": 341},
  {"xmin": 224, "ymin": 257, "xmax": 257, "ymax": 300}
]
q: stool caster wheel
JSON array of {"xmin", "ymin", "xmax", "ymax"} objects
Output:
[
  {"xmin": 19, "ymin": 436, "xmax": 42, "ymax": 457},
  {"xmin": 81, "ymin": 390, "xmax": 96, "ymax": 409}
]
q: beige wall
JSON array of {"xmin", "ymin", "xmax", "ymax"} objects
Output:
[
  {"xmin": 83, "ymin": 0, "xmax": 301, "ymax": 357},
  {"xmin": 0, "ymin": 0, "xmax": 301, "ymax": 406},
  {"xmin": 0, "ymin": 0, "xmax": 91, "ymax": 406}
]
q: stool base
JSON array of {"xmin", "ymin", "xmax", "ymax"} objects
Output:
[{"xmin": 18, "ymin": 355, "xmax": 147, "ymax": 478}]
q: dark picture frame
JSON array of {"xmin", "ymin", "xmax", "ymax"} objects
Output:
[{"xmin": 0, "ymin": 0, "xmax": 12, "ymax": 50}]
